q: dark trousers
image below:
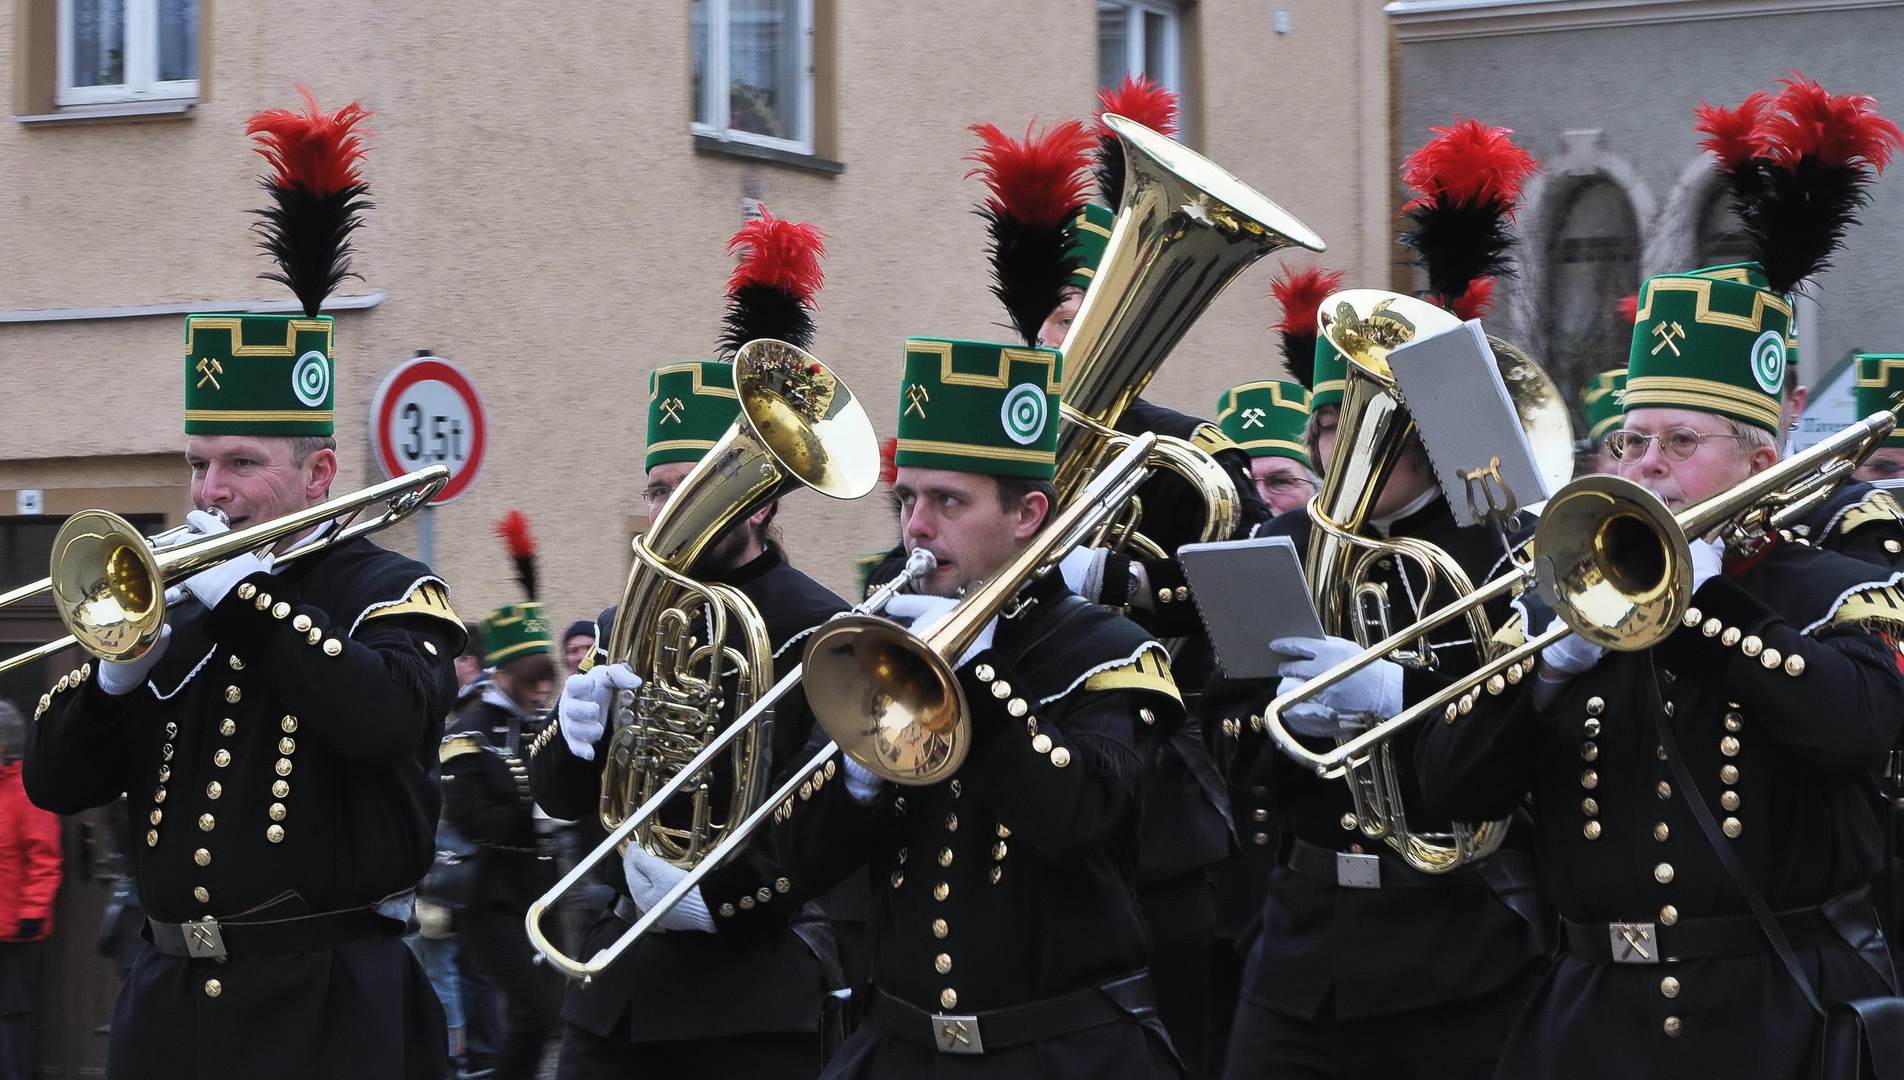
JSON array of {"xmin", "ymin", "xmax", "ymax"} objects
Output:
[
  {"xmin": 0, "ymin": 941, "xmax": 42, "ymax": 1080},
  {"xmin": 1139, "ymin": 869, "xmax": 1217, "ymax": 1078},
  {"xmin": 1221, "ymin": 965, "xmax": 1541, "ymax": 1080},
  {"xmin": 554, "ymin": 1017, "xmax": 818, "ymax": 1080},
  {"xmin": 460, "ymin": 906, "xmax": 558, "ymax": 1080}
]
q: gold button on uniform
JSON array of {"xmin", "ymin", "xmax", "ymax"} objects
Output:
[
  {"xmin": 220, "ymin": 719, "xmax": 236, "ymax": 737},
  {"xmin": 1723, "ymin": 817, "xmax": 1742, "ymax": 837},
  {"xmin": 1582, "ymin": 743, "xmax": 1599, "ymax": 762},
  {"xmin": 1586, "ymin": 697, "xmax": 1605, "ymax": 716},
  {"xmin": 891, "ymin": 871, "xmax": 904, "ymax": 888},
  {"xmin": 1653, "ymin": 823, "xmax": 1669, "ymax": 842},
  {"xmin": 938, "ymin": 848, "xmax": 953, "ymax": 867},
  {"xmin": 1657, "ymin": 782, "xmax": 1672, "ymax": 799},
  {"xmin": 213, "ymin": 750, "xmax": 231, "ymax": 768},
  {"xmin": 279, "ymin": 737, "xmax": 296, "ymax": 755},
  {"xmin": 194, "ymin": 887, "xmax": 209, "ymax": 903},
  {"xmin": 1661, "ymin": 905, "xmax": 1679, "ymax": 925},
  {"xmin": 293, "ymin": 614, "xmax": 313, "ymax": 632},
  {"xmin": 1583, "ymin": 718, "xmax": 1602, "ymax": 737},
  {"xmin": 1721, "ymin": 791, "xmax": 1740, "ymax": 811},
  {"xmin": 1581, "ymin": 770, "xmax": 1599, "ymax": 790},
  {"xmin": 198, "ymin": 814, "xmax": 215, "ymax": 832},
  {"xmin": 993, "ymin": 842, "xmax": 1007, "ymax": 860},
  {"xmin": 276, "ymin": 759, "xmax": 293, "ymax": 776},
  {"xmin": 1031, "ymin": 734, "xmax": 1053, "ymax": 754},
  {"xmin": 944, "ymin": 813, "xmax": 957, "ymax": 832},
  {"xmin": 1655, "ymin": 863, "xmax": 1674, "ymax": 883},
  {"xmin": 1583, "ymin": 821, "xmax": 1602, "ymax": 840},
  {"xmin": 932, "ymin": 919, "xmax": 949, "ymax": 939},
  {"xmin": 932, "ymin": 883, "xmax": 949, "ymax": 901},
  {"xmin": 1340, "ymin": 813, "xmax": 1357, "ymax": 830},
  {"xmin": 1725, "ymin": 711, "xmax": 1743, "ymax": 732},
  {"xmin": 1661, "ymin": 976, "xmax": 1680, "ymax": 998},
  {"xmin": 935, "ymin": 954, "xmax": 952, "ymax": 974},
  {"xmin": 266, "ymin": 825, "xmax": 284, "ymax": 843},
  {"xmin": 323, "ymin": 639, "xmax": 343, "ymax": 656},
  {"xmin": 228, "ymin": 655, "xmax": 244, "ymax": 671},
  {"xmin": 205, "ymin": 782, "xmax": 221, "ymax": 800},
  {"xmin": 1253, "ymin": 809, "xmax": 1269, "ymax": 822},
  {"xmin": 1720, "ymin": 736, "xmax": 1740, "ymax": 757},
  {"xmin": 1663, "ymin": 1016, "xmax": 1682, "ymax": 1036},
  {"xmin": 194, "ymin": 848, "xmax": 211, "ymax": 867},
  {"xmin": 269, "ymin": 803, "xmax": 287, "ymax": 821},
  {"xmin": 225, "ymin": 686, "xmax": 242, "ymax": 704},
  {"xmin": 272, "ymin": 781, "xmax": 289, "ymax": 798},
  {"xmin": 1721, "ymin": 765, "xmax": 1740, "ymax": 785},
  {"xmin": 1253, "ymin": 833, "xmax": 1270, "ymax": 845},
  {"xmin": 1050, "ymin": 747, "xmax": 1072, "ymax": 768},
  {"xmin": 282, "ymin": 716, "xmax": 298, "ymax": 733},
  {"xmin": 941, "ymin": 989, "xmax": 958, "ymax": 1010},
  {"xmin": 1582, "ymin": 798, "xmax": 1599, "ymax": 816},
  {"xmin": 150, "ymin": 809, "xmax": 162, "ymax": 825},
  {"xmin": 204, "ymin": 979, "xmax": 222, "ymax": 998}
]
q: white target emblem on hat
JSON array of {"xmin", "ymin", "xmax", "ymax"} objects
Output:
[
  {"xmin": 1750, "ymin": 331, "xmax": 1787, "ymax": 396},
  {"xmin": 292, "ymin": 350, "xmax": 331, "ymax": 407},
  {"xmin": 1001, "ymin": 383, "xmax": 1048, "ymax": 446}
]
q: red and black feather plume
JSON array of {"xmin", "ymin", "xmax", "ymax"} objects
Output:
[
  {"xmin": 1445, "ymin": 277, "xmax": 1496, "ymax": 322},
  {"xmin": 1699, "ymin": 74, "xmax": 1903, "ymax": 295},
  {"xmin": 246, "ymin": 87, "xmax": 375, "ymax": 318},
  {"xmin": 1093, "ymin": 74, "xmax": 1179, "ymax": 210},
  {"xmin": 494, "ymin": 511, "xmax": 538, "ymax": 601},
  {"xmin": 1615, "ymin": 293, "xmax": 1639, "ymax": 325},
  {"xmin": 1397, "ymin": 118, "xmax": 1541, "ymax": 307},
  {"xmin": 878, "ymin": 436, "xmax": 899, "ymax": 487},
  {"xmin": 1268, "ymin": 266, "xmax": 1346, "ymax": 387},
  {"xmin": 965, "ymin": 119, "xmax": 1097, "ymax": 347},
  {"xmin": 718, "ymin": 207, "xmax": 828, "ymax": 356}
]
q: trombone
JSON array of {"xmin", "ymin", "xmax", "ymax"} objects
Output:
[
  {"xmin": 526, "ymin": 547, "xmax": 939, "ymax": 981},
  {"xmin": 1263, "ymin": 410, "xmax": 1897, "ymax": 781},
  {"xmin": 0, "ymin": 466, "xmax": 451, "ymax": 675}
]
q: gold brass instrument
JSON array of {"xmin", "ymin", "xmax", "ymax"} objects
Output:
[
  {"xmin": 594, "ymin": 340, "xmax": 878, "ymax": 872},
  {"xmin": 0, "ymin": 467, "xmax": 451, "ymax": 677},
  {"xmin": 526, "ymin": 548, "xmax": 938, "ymax": 981},
  {"xmin": 1299, "ymin": 290, "xmax": 1573, "ymax": 873},
  {"xmin": 1266, "ymin": 408, "xmax": 1899, "ymax": 794},
  {"xmin": 1052, "ymin": 113, "xmax": 1328, "ymax": 559}
]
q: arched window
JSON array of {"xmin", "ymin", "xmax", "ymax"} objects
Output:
[
  {"xmin": 1544, "ymin": 179, "xmax": 1641, "ymax": 425},
  {"xmin": 1696, "ymin": 184, "xmax": 1755, "ymax": 266}
]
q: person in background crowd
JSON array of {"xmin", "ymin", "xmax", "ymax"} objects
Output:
[
  {"xmin": 1853, "ymin": 355, "xmax": 1904, "ymax": 485},
  {"xmin": 560, "ymin": 623, "xmax": 595, "ymax": 676},
  {"xmin": 0, "ymin": 702, "xmax": 60, "ymax": 1080},
  {"xmin": 1580, "ymin": 368, "xmax": 1627, "ymax": 475}
]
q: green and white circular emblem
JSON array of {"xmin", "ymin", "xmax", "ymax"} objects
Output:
[
  {"xmin": 1750, "ymin": 330, "xmax": 1787, "ymax": 395},
  {"xmin": 1001, "ymin": 383, "xmax": 1047, "ymax": 446},
  {"xmin": 292, "ymin": 350, "xmax": 330, "ymax": 407}
]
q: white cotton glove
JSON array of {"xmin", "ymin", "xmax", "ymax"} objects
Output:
[
  {"xmin": 1690, "ymin": 537, "xmax": 1726, "ymax": 595},
  {"xmin": 1272, "ymin": 636, "xmax": 1404, "ymax": 733},
  {"xmin": 621, "ymin": 846, "xmax": 714, "ymax": 933},
  {"xmin": 882, "ymin": 594, "xmax": 997, "ymax": 666},
  {"xmin": 1058, "ymin": 547, "xmax": 1095, "ymax": 596},
  {"xmin": 557, "ymin": 663, "xmax": 641, "ymax": 762},
  {"xmin": 842, "ymin": 755, "xmax": 884, "ymax": 804},
  {"xmin": 1539, "ymin": 616, "xmax": 1605, "ymax": 677},
  {"xmin": 179, "ymin": 511, "xmax": 274, "ymax": 609},
  {"xmin": 96, "ymin": 624, "xmax": 171, "ymax": 696}
]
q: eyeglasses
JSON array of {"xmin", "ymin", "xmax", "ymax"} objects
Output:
[
  {"xmin": 1604, "ymin": 427, "xmax": 1748, "ymax": 464},
  {"xmin": 641, "ymin": 485, "xmax": 674, "ymax": 506},
  {"xmin": 1257, "ymin": 475, "xmax": 1317, "ymax": 496}
]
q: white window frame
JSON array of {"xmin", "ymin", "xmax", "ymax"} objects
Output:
[
  {"xmin": 1098, "ymin": 0, "xmax": 1182, "ymax": 95},
  {"xmin": 56, "ymin": 0, "xmax": 198, "ymax": 107},
  {"xmin": 692, "ymin": 0, "xmax": 815, "ymax": 157}
]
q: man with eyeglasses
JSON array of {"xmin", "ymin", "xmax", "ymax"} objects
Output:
[{"xmin": 1215, "ymin": 381, "xmax": 1318, "ymax": 517}]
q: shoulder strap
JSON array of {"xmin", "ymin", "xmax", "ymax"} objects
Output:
[{"xmin": 1647, "ymin": 658, "xmax": 1825, "ymax": 1017}]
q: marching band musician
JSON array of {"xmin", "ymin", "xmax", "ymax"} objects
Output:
[
  {"xmin": 1580, "ymin": 367, "xmax": 1628, "ymax": 475},
  {"xmin": 1787, "ymin": 351, "xmax": 1904, "ymax": 567},
  {"xmin": 1855, "ymin": 356, "xmax": 1904, "ymax": 488},
  {"xmin": 1415, "ymin": 77, "xmax": 1904, "ymax": 1078},
  {"xmin": 528, "ymin": 210, "xmax": 851, "ymax": 1080},
  {"xmin": 25, "ymin": 93, "xmax": 465, "ymax": 1080}
]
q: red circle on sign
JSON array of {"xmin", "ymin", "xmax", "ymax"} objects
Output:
[{"xmin": 370, "ymin": 357, "xmax": 487, "ymax": 504}]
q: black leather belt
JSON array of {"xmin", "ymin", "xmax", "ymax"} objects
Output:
[
  {"xmin": 1283, "ymin": 837, "xmax": 1442, "ymax": 889},
  {"xmin": 865, "ymin": 972, "xmax": 1156, "ymax": 1055},
  {"xmin": 1563, "ymin": 906, "xmax": 1838, "ymax": 964},
  {"xmin": 147, "ymin": 907, "xmax": 400, "ymax": 960}
]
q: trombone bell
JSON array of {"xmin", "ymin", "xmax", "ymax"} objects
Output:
[
  {"xmin": 1535, "ymin": 475, "xmax": 1690, "ymax": 652},
  {"xmin": 802, "ymin": 615, "xmax": 969, "ymax": 786},
  {"xmin": 52, "ymin": 510, "xmax": 167, "ymax": 663}
]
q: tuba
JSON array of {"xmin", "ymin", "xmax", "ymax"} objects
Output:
[
  {"xmin": 1300, "ymin": 289, "xmax": 1572, "ymax": 873},
  {"xmin": 595, "ymin": 340, "xmax": 877, "ymax": 868},
  {"xmin": 1053, "ymin": 114, "xmax": 1328, "ymax": 559}
]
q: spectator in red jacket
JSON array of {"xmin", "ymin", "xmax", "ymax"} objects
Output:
[{"xmin": 0, "ymin": 700, "xmax": 61, "ymax": 1080}]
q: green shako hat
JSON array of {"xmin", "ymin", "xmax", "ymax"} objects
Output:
[
  {"xmin": 1064, "ymin": 203, "xmax": 1115, "ymax": 292},
  {"xmin": 894, "ymin": 339, "xmax": 1063, "ymax": 479},
  {"xmin": 185, "ymin": 315, "xmax": 336, "ymax": 435},
  {"xmin": 1856, "ymin": 354, "xmax": 1904, "ymax": 447},
  {"xmin": 1623, "ymin": 263, "xmax": 1792, "ymax": 433},
  {"xmin": 1216, "ymin": 381, "xmax": 1311, "ymax": 465},
  {"xmin": 480, "ymin": 601, "xmax": 552, "ymax": 667},
  {"xmin": 645, "ymin": 361, "xmax": 739, "ymax": 469},
  {"xmin": 1581, "ymin": 367, "xmax": 1628, "ymax": 443}
]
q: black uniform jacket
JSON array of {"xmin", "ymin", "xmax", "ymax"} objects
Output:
[
  {"xmin": 441, "ymin": 696, "xmax": 553, "ymax": 912},
  {"xmin": 529, "ymin": 543, "xmax": 849, "ymax": 1042},
  {"xmin": 1203, "ymin": 496, "xmax": 1547, "ymax": 1020},
  {"xmin": 1415, "ymin": 541, "xmax": 1904, "ymax": 1080},
  {"xmin": 1796, "ymin": 480, "xmax": 1904, "ymax": 570},
  {"xmin": 26, "ymin": 537, "xmax": 463, "ymax": 1080},
  {"xmin": 763, "ymin": 572, "xmax": 1188, "ymax": 1078}
]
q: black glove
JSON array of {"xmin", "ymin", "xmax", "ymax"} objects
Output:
[{"xmin": 15, "ymin": 919, "xmax": 42, "ymax": 939}]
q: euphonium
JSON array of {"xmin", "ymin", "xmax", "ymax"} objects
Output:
[
  {"xmin": 1299, "ymin": 290, "xmax": 1573, "ymax": 873},
  {"xmin": 1053, "ymin": 113, "xmax": 1327, "ymax": 557},
  {"xmin": 596, "ymin": 340, "xmax": 877, "ymax": 868}
]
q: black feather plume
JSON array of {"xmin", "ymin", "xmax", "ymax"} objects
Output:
[
  {"xmin": 251, "ymin": 182, "xmax": 373, "ymax": 318},
  {"xmin": 975, "ymin": 206, "xmax": 1079, "ymax": 347},
  {"xmin": 1397, "ymin": 200, "xmax": 1519, "ymax": 303},
  {"xmin": 719, "ymin": 281, "xmax": 814, "ymax": 354}
]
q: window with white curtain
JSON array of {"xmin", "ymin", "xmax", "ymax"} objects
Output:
[
  {"xmin": 57, "ymin": 0, "xmax": 198, "ymax": 106},
  {"xmin": 1097, "ymin": 0, "xmax": 1181, "ymax": 94},
  {"xmin": 692, "ymin": 0, "xmax": 814, "ymax": 155}
]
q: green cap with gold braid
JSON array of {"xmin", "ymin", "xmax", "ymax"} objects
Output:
[
  {"xmin": 894, "ymin": 339, "xmax": 1063, "ymax": 479},
  {"xmin": 184, "ymin": 315, "xmax": 336, "ymax": 435},
  {"xmin": 1623, "ymin": 263, "xmax": 1793, "ymax": 433},
  {"xmin": 1856, "ymin": 354, "xmax": 1904, "ymax": 448},
  {"xmin": 481, "ymin": 601, "xmax": 552, "ymax": 667},
  {"xmin": 1216, "ymin": 381, "xmax": 1311, "ymax": 466},
  {"xmin": 645, "ymin": 361, "xmax": 740, "ymax": 470},
  {"xmin": 1581, "ymin": 368, "xmax": 1628, "ymax": 444},
  {"xmin": 1064, "ymin": 203, "xmax": 1116, "ymax": 292}
]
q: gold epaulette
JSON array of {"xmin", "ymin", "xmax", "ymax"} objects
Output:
[
  {"xmin": 1839, "ymin": 490, "xmax": 1904, "ymax": 536},
  {"xmin": 439, "ymin": 734, "xmax": 485, "ymax": 763},
  {"xmin": 1084, "ymin": 646, "xmax": 1182, "ymax": 703},
  {"xmin": 363, "ymin": 580, "xmax": 461, "ymax": 628},
  {"xmin": 1190, "ymin": 423, "xmax": 1241, "ymax": 458},
  {"xmin": 1832, "ymin": 582, "xmax": 1904, "ymax": 634}
]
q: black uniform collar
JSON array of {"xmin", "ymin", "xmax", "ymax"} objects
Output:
[{"xmin": 700, "ymin": 541, "xmax": 784, "ymax": 589}]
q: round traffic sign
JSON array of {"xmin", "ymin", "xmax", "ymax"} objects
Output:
[{"xmin": 370, "ymin": 357, "xmax": 487, "ymax": 504}]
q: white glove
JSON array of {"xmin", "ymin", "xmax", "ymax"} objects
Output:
[
  {"xmin": 842, "ymin": 755, "xmax": 884, "ymax": 804},
  {"xmin": 1058, "ymin": 547, "xmax": 1094, "ymax": 595},
  {"xmin": 557, "ymin": 663, "xmax": 642, "ymax": 762},
  {"xmin": 882, "ymin": 595, "xmax": 996, "ymax": 667},
  {"xmin": 97, "ymin": 624, "xmax": 171, "ymax": 696},
  {"xmin": 1272, "ymin": 636, "xmax": 1403, "ymax": 722},
  {"xmin": 180, "ymin": 512, "xmax": 274, "ymax": 609},
  {"xmin": 1540, "ymin": 616, "xmax": 1605, "ymax": 677},
  {"xmin": 1690, "ymin": 537, "xmax": 1725, "ymax": 594},
  {"xmin": 621, "ymin": 846, "xmax": 714, "ymax": 933}
]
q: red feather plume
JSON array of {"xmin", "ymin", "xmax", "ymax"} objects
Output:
[
  {"xmin": 246, "ymin": 86, "xmax": 373, "ymax": 198},
  {"xmin": 1695, "ymin": 91, "xmax": 1773, "ymax": 174},
  {"xmin": 1761, "ymin": 74, "xmax": 1903, "ymax": 173},
  {"xmin": 1443, "ymin": 277, "xmax": 1496, "ymax": 322},
  {"xmin": 1401, "ymin": 118, "xmax": 1541, "ymax": 214},
  {"xmin": 1269, "ymin": 267, "xmax": 1346, "ymax": 335},
  {"xmin": 965, "ymin": 120, "xmax": 1097, "ymax": 231},
  {"xmin": 878, "ymin": 436, "xmax": 899, "ymax": 486},
  {"xmin": 495, "ymin": 511, "xmax": 535, "ymax": 559},
  {"xmin": 727, "ymin": 208, "xmax": 827, "ymax": 305},
  {"xmin": 1615, "ymin": 293, "xmax": 1639, "ymax": 325},
  {"xmin": 1095, "ymin": 74, "xmax": 1179, "ymax": 137}
]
